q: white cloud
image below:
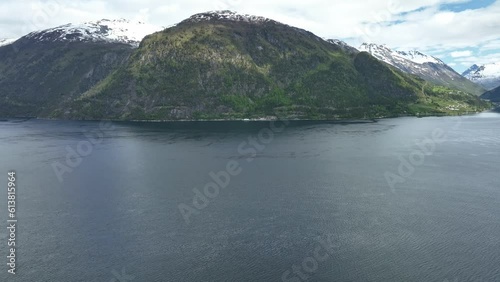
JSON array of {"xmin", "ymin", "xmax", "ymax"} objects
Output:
[
  {"xmin": 451, "ymin": 50, "xmax": 473, "ymax": 57},
  {"xmin": 481, "ymin": 39, "xmax": 500, "ymax": 51},
  {"xmin": 454, "ymin": 53, "xmax": 500, "ymax": 66}
]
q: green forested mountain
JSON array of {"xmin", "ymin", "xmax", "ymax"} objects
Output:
[
  {"xmin": 0, "ymin": 11, "xmax": 491, "ymax": 120},
  {"xmin": 0, "ymin": 38, "xmax": 133, "ymax": 117}
]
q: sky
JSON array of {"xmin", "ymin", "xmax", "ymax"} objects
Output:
[{"xmin": 0, "ymin": 0, "xmax": 499, "ymax": 73}]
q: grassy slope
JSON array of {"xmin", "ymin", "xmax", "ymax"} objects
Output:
[{"xmin": 421, "ymin": 64, "xmax": 486, "ymax": 96}]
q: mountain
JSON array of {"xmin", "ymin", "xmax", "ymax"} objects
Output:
[
  {"xmin": 359, "ymin": 43, "xmax": 443, "ymax": 65},
  {"xmin": 462, "ymin": 64, "xmax": 480, "ymax": 77},
  {"xmin": 462, "ymin": 62, "xmax": 500, "ymax": 90},
  {"xmin": 0, "ymin": 12, "xmax": 490, "ymax": 120},
  {"xmin": 359, "ymin": 43, "xmax": 485, "ymax": 96},
  {"xmin": 23, "ymin": 19, "xmax": 161, "ymax": 47},
  {"xmin": 0, "ymin": 38, "xmax": 17, "ymax": 47},
  {"xmin": 327, "ymin": 39, "xmax": 358, "ymax": 55},
  {"xmin": 55, "ymin": 11, "xmax": 488, "ymax": 120},
  {"xmin": 481, "ymin": 85, "xmax": 500, "ymax": 102},
  {"xmin": 0, "ymin": 19, "xmax": 159, "ymax": 117}
]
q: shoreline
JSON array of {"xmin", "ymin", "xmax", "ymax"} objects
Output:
[{"xmin": 2, "ymin": 109, "xmax": 495, "ymax": 124}]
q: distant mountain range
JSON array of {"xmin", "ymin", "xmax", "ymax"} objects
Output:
[
  {"xmin": 358, "ymin": 43, "xmax": 485, "ymax": 96},
  {"xmin": 0, "ymin": 11, "xmax": 491, "ymax": 120},
  {"xmin": 462, "ymin": 63, "xmax": 500, "ymax": 91}
]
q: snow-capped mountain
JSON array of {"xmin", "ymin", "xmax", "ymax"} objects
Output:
[
  {"xmin": 462, "ymin": 64, "xmax": 480, "ymax": 78},
  {"xmin": 0, "ymin": 10, "xmax": 490, "ymax": 119},
  {"xmin": 183, "ymin": 10, "xmax": 273, "ymax": 24},
  {"xmin": 359, "ymin": 43, "xmax": 445, "ymax": 67},
  {"xmin": 462, "ymin": 63, "xmax": 500, "ymax": 90},
  {"xmin": 358, "ymin": 43, "xmax": 485, "ymax": 95},
  {"xmin": 181, "ymin": 10, "xmax": 316, "ymax": 34},
  {"xmin": 327, "ymin": 39, "xmax": 359, "ymax": 54},
  {"xmin": 23, "ymin": 19, "xmax": 162, "ymax": 47},
  {"xmin": 0, "ymin": 38, "xmax": 17, "ymax": 47}
]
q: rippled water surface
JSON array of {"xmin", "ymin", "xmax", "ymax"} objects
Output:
[{"xmin": 0, "ymin": 113, "xmax": 499, "ymax": 281}]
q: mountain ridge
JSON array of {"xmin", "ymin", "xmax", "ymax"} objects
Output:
[
  {"xmin": 56, "ymin": 11, "xmax": 488, "ymax": 120},
  {"xmin": 481, "ymin": 85, "xmax": 500, "ymax": 102},
  {"xmin": 359, "ymin": 43, "xmax": 445, "ymax": 65},
  {"xmin": 0, "ymin": 11, "xmax": 491, "ymax": 120},
  {"xmin": 0, "ymin": 38, "xmax": 17, "ymax": 47},
  {"xmin": 23, "ymin": 18, "xmax": 162, "ymax": 47},
  {"xmin": 358, "ymin": 43, "xmax": 485, "ymax": 96},
  {"xmin": 462, "ymin": 62, "xmax": 500, "ymax": 90}
]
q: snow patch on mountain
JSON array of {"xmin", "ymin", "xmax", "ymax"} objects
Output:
[
  {"xmin": 477, "ymin": 63, "xmax": 500, "ymax": 78},
  {"xmin": 0, "ymin": 38, "xmax": 17, "ymax": 47},
  {"xmin": 180, "ymin": 10, "xmax": 319, "ymax": 41},
  {"xmin": 185, "ymin": 10, "xmax": 273, "ymax": 23},
  {"xmin": 463, "ymin": 62, "xmax": 500, "ymax": 90},
  {"xmin": 328, "ymin": 39, "xmax": 352, "ymax": 49},
  {"xmin": 357, "ymin": 43, "xmax": 485, "ymax": 95},
  {"xmin": 463, "ymin": 63, "xmax": 500, "ymax": 79},
  {"xmin": 462, "ymin": 64, "xmax": 480, "ymax": 78},
  {"xmin": 398, "ymin": 50, "xmax": 443, "ymax": 65},
  {"xmin": 359, "ymin": 43, "xmax": 444, "ymax": 66},
  {"xmin": 24, "ymin": 19, "xmax": 162, "ymax": 47},
  {"xmin": 327, "ymin": 39, "xmax": 359, "ymax": 54}
]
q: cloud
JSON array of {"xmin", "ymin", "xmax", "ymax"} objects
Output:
[
  {"xmin": 481, "ymin": 39, "xmax": 500, "ymax": 51},
  {"xmin": 451, "ymin": 50, "xmax": 473, "ymax": 57},
  {"xmin": 0, "ymin": 0, "xmax": 498, "ymax": 73}
]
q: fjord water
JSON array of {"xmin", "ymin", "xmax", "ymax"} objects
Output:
[{"xmin": 0, "ymin": 114, "xmax": 499, "ymax": 282}]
